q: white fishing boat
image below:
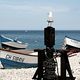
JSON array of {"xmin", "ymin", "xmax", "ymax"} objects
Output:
[
  {"xmin": 63, "ymin": 36, "xmax": 80, "ymax": 49},
  {"xmin": 0, "ymin": 48, "xmax": 37, "ymax": 68}
]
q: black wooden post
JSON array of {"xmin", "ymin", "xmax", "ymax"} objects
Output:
[
  {"xmin": 32, "ymin": 49, "xmax": 45, "ymax": 79},
  {"xmin": 44, "ymin": 26, "xmax": 55, "ymax": 48},
  {"xmin": 38, "ymin": 50, "xmax": 45, "ymax": 79},
  {"xmin": 60, "ymin": 50, "xmax": 75, "ymax": 80},
  {"xmin": 44, "ymin": 26, "xmax": 55, "ymax": 59},
  {"xmin": 61, "ymin": 51, "xmax": 67, "ymax": 80}
]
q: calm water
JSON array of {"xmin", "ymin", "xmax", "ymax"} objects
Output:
[{"xmin": 0, "ymin": 30, "xmax": 80, "ymax": 50}]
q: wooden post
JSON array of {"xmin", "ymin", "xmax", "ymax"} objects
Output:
[
  {"xmin": 38, "ymin": 50, "xmax": 45, "ymax": 79},
  {"xmin": 60, "ymin": 50, "xmax": 75, "ymax": 80},
  {"xmin": 61, "ymin": 52, "xmax": 67, "ymax": 80},
  {"xmin": 32, "ymin": 49, "xmax": 45, "ymax": 80}
]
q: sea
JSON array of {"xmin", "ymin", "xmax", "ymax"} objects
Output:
[{"xmin": 0, "ymin": 30, "xmax": 80, "ymax": 50}]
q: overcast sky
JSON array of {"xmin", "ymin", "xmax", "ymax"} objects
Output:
[{"xmin": 0, "ymin": 0, "xmax": 80, "ymax": 30}]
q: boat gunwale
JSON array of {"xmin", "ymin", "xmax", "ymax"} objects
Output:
[
  {"xmin": 1, "ymin": 42, "xmax": 27, "ymax": 49},
  {"xmin": 0, "ymin": 48, "xmax": 37, "ymax": 57},
  {"xmin": 65, "ymin": 36, "xmax": 80, "ymax": 42}
]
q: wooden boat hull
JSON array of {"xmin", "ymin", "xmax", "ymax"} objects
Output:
[
  {"xmin": 0, "ymin": 49, "xmax": 38, "ymax": 68},
  {"xmin": 0, "ymin": 58, "xmax": 37, "ymax": 68}
]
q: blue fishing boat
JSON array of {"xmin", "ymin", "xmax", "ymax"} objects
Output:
[
  {"xmin": 0, "ymin": 35, "xmax": 27, "ymax": 50},
  {"xmin": 0, "ymin": 49, "xmax": 37, "ymax": 68}
]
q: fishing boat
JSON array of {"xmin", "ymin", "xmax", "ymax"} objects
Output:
[
  {"xmin": 63, "ymin": 36, "xmax": 80, "ymax": 49},
  {"xmin": 0, "ymin": 35, "xmax": 27, "ymax": 50},
  {"xmin": 0, "ymin": 48, "xmax": 37, "ymax": 68}
]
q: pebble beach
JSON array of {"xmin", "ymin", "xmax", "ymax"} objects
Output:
[
  {"xmin": 0, "ymin": 52, "xmax": 80, "ymax": 80},
  {"xmin": 0, "ymin": 68, "xmax": 37, "ymax": 80}
]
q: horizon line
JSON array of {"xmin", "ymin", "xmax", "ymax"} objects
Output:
[{"xmin": 0, "ymin": 29, "xmax": 80, "ymax": 31}]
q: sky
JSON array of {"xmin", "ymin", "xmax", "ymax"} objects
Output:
[{"xmin": 0, "ymin": 0, "xmax": 80, "ymax": 30}]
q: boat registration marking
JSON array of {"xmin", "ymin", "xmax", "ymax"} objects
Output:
[{"xmin": 5, "ymin": 54, "xmax": 24, "ymax": 63}]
